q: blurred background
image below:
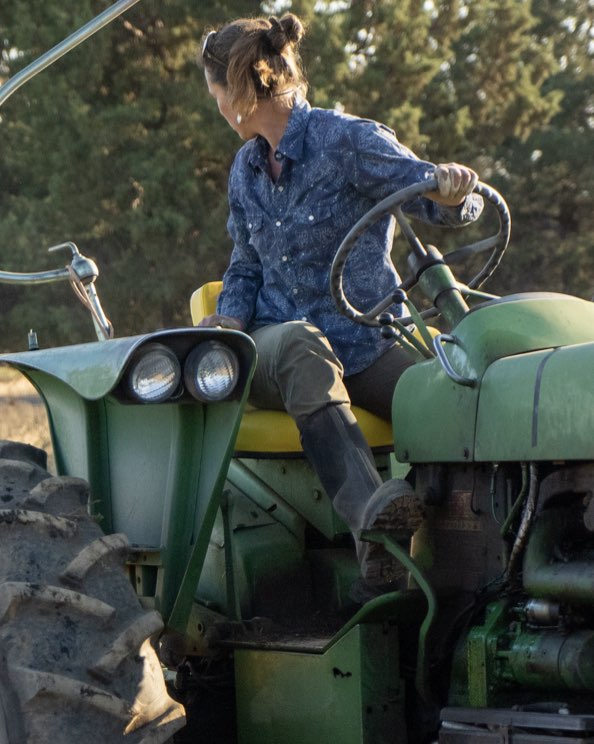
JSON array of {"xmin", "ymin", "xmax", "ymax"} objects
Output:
[{"xmin": 0, "ymin": 0, "xmax": 592, "ymax": 351}]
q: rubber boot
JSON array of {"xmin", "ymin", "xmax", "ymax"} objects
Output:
[{"xmin": 299, "ymin": 403, "xmax": 424, "ymax": 586}]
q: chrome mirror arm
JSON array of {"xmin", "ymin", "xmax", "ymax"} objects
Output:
[
  {"xmin": 0, "ymin": 242, "xmax": 113, "ymax": 341},
  {"xmin": 0, "ymin": 2, "xmax": 139, "ymax": 340},
  {"xmin": 0, "ymin": 0, "xmax": 143, "ymax": 110}
]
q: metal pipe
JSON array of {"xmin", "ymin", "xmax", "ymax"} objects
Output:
[
  {"xmin": 0, "ymin": 267, "xmax": 70, "ymax": 285},
  {"xmin": 0, "ymin": 0, "xmax": 143, "ymax": 109},
  {"xmin": 505, "ymin": 462, "xmax": 539, "ymax": 586},
  {"xmin": 0, "ymin": 243, "xmax": 113, "ymax": 340},
  {"xmin": 500, "ymin": 463, "xmax": 529, "ymax": 538},
  {"xmin": 523, "ymin": 506, "xmax": 594, "ymax": 605}
]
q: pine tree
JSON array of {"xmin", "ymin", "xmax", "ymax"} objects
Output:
[
  {"xmin": 489, "ymin": 0, "xmax": 594, "ymax": 299},
  {"xmin": 0, "ymin": 0, "xmax": 591, "ymax": 350},
  {"xmin": 0, "ymin": 0, "xmax": 256, "ymax": 349}
]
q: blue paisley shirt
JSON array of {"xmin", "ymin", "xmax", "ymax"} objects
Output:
[{"xmin": 217, "ymin": 98, "xmax": 483, "ymax": 375}]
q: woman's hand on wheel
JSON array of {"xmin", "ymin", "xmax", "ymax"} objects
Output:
[{"xmin": 429, "ymin": 163, "xmax": 479, "ymax": 206}]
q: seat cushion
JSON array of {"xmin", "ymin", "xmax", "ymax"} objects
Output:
[{"xmin": 234, "ymin": 405, "xmax": 393, "ymax": 455}]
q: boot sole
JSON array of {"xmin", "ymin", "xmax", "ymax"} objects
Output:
[{"xmin": 357, "ymin": 480, "xmax": 424, "ymax": 586}]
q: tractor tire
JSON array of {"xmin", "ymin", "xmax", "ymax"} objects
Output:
[{"xmin": 0, "ymin": 440, "xmax": 185, "ymax": 743}]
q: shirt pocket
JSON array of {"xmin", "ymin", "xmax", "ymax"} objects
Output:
[
  {"xmin": 245, "ymin": 213, "xmax": 264, "ymax": 240},
  {"xmin": 293, "ymin": 204, "xmax": 332, "ymax": 226},
  {"xmin": 243, "ymin": 213, "xmax": 267, "ymax": 257},
  {"xmin": 292, "ymin": 205, "xmax": 338, "ymax": 267}
]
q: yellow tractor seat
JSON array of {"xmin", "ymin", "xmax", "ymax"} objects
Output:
[
  {"xmin": 191, "ymin": 281, "xmax": 224, "ymax": 325},
  {"xmin": 234, "ymin": 406, "xmax": 392, "ymax": 455},
  {"xmin": 190, "ymin": 281, "xmax": 406, "ymax": 454}
]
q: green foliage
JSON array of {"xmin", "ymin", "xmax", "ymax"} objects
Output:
[
  {"xmin": 488, "ymin": 0, "xmax": 594, "ymax": 300},
  {"xmin": 0, "ymin": 0, "xmax": 592, "ymax": 351}
]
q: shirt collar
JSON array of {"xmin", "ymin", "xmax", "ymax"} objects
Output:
[{"xmin": 248, "ymin": 97, "xmax": 311, "ymax": 171}]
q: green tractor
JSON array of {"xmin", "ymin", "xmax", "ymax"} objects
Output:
[{"xmin": 3, "ymin": 2, "xmax": 594, "ymax": 743}]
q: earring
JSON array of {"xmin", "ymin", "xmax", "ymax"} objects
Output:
[{"xmin": 236, "ymin": 113, "xmax": 242, "ymax": 124}]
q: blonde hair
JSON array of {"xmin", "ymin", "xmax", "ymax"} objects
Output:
[{"xmin": 200, "ymin": 14, "xmax": 308, "ymax": 117}]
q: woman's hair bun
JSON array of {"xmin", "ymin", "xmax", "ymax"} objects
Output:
[{"xmin": 266, "ymin": 13, "xmax": 304, "ymax": 52}]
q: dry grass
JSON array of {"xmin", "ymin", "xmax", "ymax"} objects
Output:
[{"xmin": 0, "ymin": 366, "xmax": 54, "ymax": 472}]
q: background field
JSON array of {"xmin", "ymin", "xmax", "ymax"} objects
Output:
[{"xmin": 0, "ymin": 367, "xmax": 54, "ymax": 470}]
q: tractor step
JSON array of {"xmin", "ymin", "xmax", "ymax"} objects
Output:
[
  {"xmin": 217, "ymin": 634, "xmax": 333, "ymax": 653},
  {"xmin": 208, "ymin": 616, "xmax": 343, "ymax": 654}
]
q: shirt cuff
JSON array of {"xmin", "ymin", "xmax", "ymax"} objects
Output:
[
  {"xmin": 217, "ymin": 293, "xmax": 253, "ymax": 327},
  {"xmin": 438, "ymin": 193, "xmax": 485, "ymax": 226}
]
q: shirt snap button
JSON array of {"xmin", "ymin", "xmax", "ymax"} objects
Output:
[
  {"xmin": 308, "ymin": 215, "xmax": 314, "ymax": 221},
  {"xmin": 282, "ymin": 255, "xmax": 288, "ymax": 262},
  {"xmin": 275, "ymin": 220, "xmax": 282, "ymax": 227},
  {"xmin": 274, "ymin": 151, "xmax": 283, "ymax": 161}
]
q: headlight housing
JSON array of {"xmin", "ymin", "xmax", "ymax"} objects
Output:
[
  {"xmin": 125, "ymin": 343, "xmax": 182, "ymax": 403},
  {"xmin": 184, "ymin": 341, "xmax": 239, "ymax": 402}
]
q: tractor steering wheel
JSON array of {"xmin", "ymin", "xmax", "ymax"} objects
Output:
[{"xmin": 330, "ymin": 177, "xmax": 511, "ymax": 326}]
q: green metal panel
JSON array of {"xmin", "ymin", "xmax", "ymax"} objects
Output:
[
  {"xmin": 21, "ymin": 370, "xmax": 114, "ymax": 524},
  {"xmin": 195, "ymin": 480, "xmax": 361, "ymax": 621},
  {"xmin": 1, "ymin": 334, "xmax": 160, "ymax": 399},
  {"xmin": 393, "ymin": 358, "xmax": 479, "ymax": 463},
  {"xmin": 475, "ymin": 341, "xmax": 594, "ymax": 461},
  {"xmin": 231, "ymin": 457, "xmax": 347, "ymax": 539},
  {"xmin": 234, "ymin": 623, "xmax": 405, "ymax": 744},
  {"xmin": 195, "ymin": 488, "xmax": 308, "ymax": 619},
  {"xmin": 228, "ymin": 459, "xmax": 309, "ymax": 538},
  {"xmin": 445, "ymin": 293, "xmax": 594, "ymax": 382},
  {"xmin": 466, "ymin": 601, "xmax": 507, "ymax": 708},
  {"xmin": 449, "ymin": 600, "xmax": 511, "ymax": 709},
  {"xmin": 0, "ymin": 327, "xmax": 251, "ymax": 398}
]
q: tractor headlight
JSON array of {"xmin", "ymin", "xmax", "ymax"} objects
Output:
[
  {"xmin": 126, "ymin": 343, "xmax": 181, "ymax": 403},
  {"xmin": 184, "ymin": 341, "xmax": 239, "ymax": 402}
]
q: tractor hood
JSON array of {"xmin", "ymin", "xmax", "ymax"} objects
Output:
[
  {"xmin": 475, "ymin": 340, "xmax": 594, "ymax": 461},
  {"xmin": 433, "ymin": 292, "xmax": 594, "ymax": 383},
  {"xmin": 393, "ymin": 292, "xmax": 594, "ymax": 463}
]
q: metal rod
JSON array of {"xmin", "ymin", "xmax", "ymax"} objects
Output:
[
  {"xmin": 0, "ymin": 0, "xmax": 143, "ymax": 109},
  {"xmin": 0, "ymin": 267, "xmax": 70, "ymax": 285}
]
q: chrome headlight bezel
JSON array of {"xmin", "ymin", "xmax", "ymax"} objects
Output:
[
  {"xmin": 184, "ymin": 341, "xmax": 240, "ymax": 402},
  {"xmin": 124, "ymin": 342, "xmax": 182, "ymax": 403}
]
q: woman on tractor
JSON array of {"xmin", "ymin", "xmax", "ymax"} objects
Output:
[{"xmin": 198, "ymin": 13, "xmax": 483, "ymax": 590}]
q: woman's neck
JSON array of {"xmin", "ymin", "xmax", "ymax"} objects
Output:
[{"xmin": 253, "ymin": 101, "xmax": 291, "ymax": 153}]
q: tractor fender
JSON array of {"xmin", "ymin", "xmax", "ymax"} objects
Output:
[{"xmin": 0, "ymin": 327, "xmax": 255, "ymax": 400}]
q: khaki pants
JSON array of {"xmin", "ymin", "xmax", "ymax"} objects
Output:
[{"xmin": 248, "ymin": 321, "xmax": 414, "ymax": 428}]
